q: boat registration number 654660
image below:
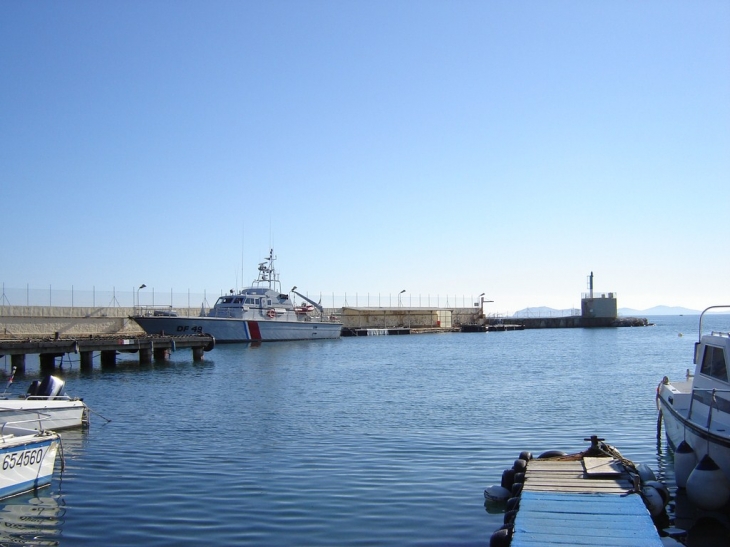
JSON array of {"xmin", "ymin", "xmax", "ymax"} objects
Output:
[
  {"xmin": 176, "ymin": 326, "xmax": 204, "ymax": 333},
  {"xmin": 3, "ymin": 448, "xmax": 44, "ymax": 470}
]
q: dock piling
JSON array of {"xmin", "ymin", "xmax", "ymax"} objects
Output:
[
  {"xmin": 79, "ymin": 351, "xmax": 94, "ymax": 371},
  {"xmin": 153, "ymin": 348, "xmax": 169, "ymax": 361},
  {"xmin": 139, "ymin": 348, "xmax": 152, "ymax": 364},
  {"xmin": 40, "ymin": 353, "xmax": 61, "ymax": 372},
  {"xmin": 100, "ymin": 350, "xmax": 117, "ymax": 367},
  {"xmin": 10, "ymin": 354, "xmax": 25, "ymax": 373}
]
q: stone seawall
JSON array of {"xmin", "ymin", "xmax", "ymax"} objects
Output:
[
  {"xmin": 0, "ymin": 306, "xmax": 647, "ymax": 338},
  {"xmin": 0, "ymin": 306, "xmax": 144, "ymax": 337},
  {"xmin": 485, "ymin": 316, "xmax": 649, "ymax": 328},
  {"xmin": 0, "ymin": 305, "xmax": 342, "ymax": 338}
]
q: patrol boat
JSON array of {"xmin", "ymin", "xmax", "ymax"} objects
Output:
[{"xmin": 131, "ymin": 250, "xmax": 342, "ymax": 342}]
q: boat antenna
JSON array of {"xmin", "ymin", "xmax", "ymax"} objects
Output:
[{"xmin": 241, "ymin": 225, "xmax": 245, "ymax": 292}]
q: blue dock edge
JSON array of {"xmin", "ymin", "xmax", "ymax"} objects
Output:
[{"xmin": 511, "ymin": 491, "xmax": 663, "ymax": 547}]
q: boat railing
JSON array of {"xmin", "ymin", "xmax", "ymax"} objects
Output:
[
  {"xmin": 698, "ymin": 305, "xmax": 730, "ymax": 342},
  {"xmin": 694, "ymin": 305, "xmax": 730, "ymax": 365},
  {"xmin": 134, "ymin": 305, "xmax": 179, "ymax": 317},
  {"xmin": 25, "ymin": 395, "xmax": 77, "ymax": 402},
  {"xmin": 688, "ymin": 387, "xmax": 730, "ymax": 429},
  {"xmin": 0, "ymin": 413, "xmax": 52, "ymax": 439}
]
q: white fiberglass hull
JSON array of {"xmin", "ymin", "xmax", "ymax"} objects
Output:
[
  {"xmin": 657, "ymin": 385, "xmax": 730, "ymax": 482},
  {"xmin": 0, "ymin": 432, "xmax": 60, "ymax": 500},
  {"xmin": 132, "ymin": 315, "xmax": 342, "ymax": 342},
  {"xmin": 0, "ymin": 400, "xmax": 88, "ymax": 431}
]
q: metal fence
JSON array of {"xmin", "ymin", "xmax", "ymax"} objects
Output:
[{"xmin": 1, "ymin": 284, "xmax": 490, "ymax": 312}]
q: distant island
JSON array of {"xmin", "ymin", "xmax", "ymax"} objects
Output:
[
  {"xmin": 511, "ymin": 305, "xmax": 702, "ymax": 318},
  {"xmin": 512, "ymin": 307, "xmax": 579, "ymax": 318},
  {"xmin": 618, "ymin": 305, "xmax": 701, "ymax": 316}
]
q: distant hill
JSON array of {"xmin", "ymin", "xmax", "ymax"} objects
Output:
[
  {"xmin": 511, "ymin": 305, "xmax": 702, "ymax": 318},
  {"xmin": 618, "ymin": 306, "xmax": 700, "ymax": 316},
  {"xmin": 512, "ymin": 306, "xmax": 578, "ymax": 318}
]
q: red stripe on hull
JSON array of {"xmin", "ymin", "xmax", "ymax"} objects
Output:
[{"xmin": 248, "ymin": 321, "xmax": 262, "ymax": 340}]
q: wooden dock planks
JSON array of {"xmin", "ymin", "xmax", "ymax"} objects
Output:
[
  {"xmin": 521, "ymin": 459, "xmax": 633, "ymax": 494},
  {"xmin": 510, "ymin": 458, "xmax": 663, "ymax": 547}
]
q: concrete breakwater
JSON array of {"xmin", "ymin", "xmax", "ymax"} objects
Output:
[
  {"xmin": 487, "ymin": 316, "xmax": 650, "ymax": 329},
  {"xmin": 0, "ymin": 305, "xmax": 477, "ymax": 337},
  {"xmin": 0, "ymin": 305, "xmax": 340, "ymax": 338},
  {"xmin": 0, "ymin": 305, "xmax": 145, "ymax": 338},
  {"xmin": 0, "ymin": 305, "xmax": 648, "ymax": 339}
]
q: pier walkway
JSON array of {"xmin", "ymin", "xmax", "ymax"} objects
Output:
[
  {"xmin": 0, "ymin": 334, "xmax": 215, "ymax": 372},
  {"xmin": 489, "ymin": 437, "xmax": 664, "ymax": 547},
  {"xmin": 511, "ymin": 458, "xmax": 662, "ymax": 546}
]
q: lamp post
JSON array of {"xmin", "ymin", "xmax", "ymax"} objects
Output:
[
  {"xmin": 398, "ymin": 289, "xmax": 406, "ymax": 307},
  {"xmin": 137, "ymin": 284, "xmax": 147, "ymax": 312},
  {"xmin": 477, "ymin": 293, "xmax": 493, "ymax": 317}
]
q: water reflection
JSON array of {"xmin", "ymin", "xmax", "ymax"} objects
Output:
[
  {"xmin": 0, "ymin": 494, "xmax": 65, "ymax": 546},
  {"xmin": 684, "ymin": 516, "xmax": 730, "ymax": 547}
]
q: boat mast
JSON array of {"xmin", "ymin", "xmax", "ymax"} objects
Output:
[{"xmin": 254, "ymin": 249, "xmax": 280, "ymax": 292}]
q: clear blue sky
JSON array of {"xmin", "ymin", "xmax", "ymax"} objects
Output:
[{"xmin": 2, "ymin": 1, "xmax": 728, "ymax": 314}]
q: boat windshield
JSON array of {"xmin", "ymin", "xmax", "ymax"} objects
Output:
[
  {"xmin": 700, "ymin": 345, "xmax": 729, "ymax": 383},
  {"xmin": 215, "ymin": 296, "xmax": 263, "ymax": 307}
]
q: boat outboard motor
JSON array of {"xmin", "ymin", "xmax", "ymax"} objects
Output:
[
  {"xmin": 26, "ymin": 380, "xmax": 41, "ymax": 397},
  {"xmin": 32, "ymin": 375, "xmax": 65, "ymax": 399}
]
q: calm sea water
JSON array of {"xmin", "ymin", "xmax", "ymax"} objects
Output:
[{"xmin": 2, "ymin": 315, "xmax": 730, "ymax": 546}]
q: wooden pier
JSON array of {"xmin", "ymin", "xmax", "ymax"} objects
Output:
[
  {"xmin": 0, "ymin": 334, "xmax": 215, "ymax": 372},
  {"xmin": 489, "ymin": 438, "xmax": 664, "ymax": 547}
]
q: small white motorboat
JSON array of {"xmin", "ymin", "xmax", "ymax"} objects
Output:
[
  {"xmin": 0, "ymin": 421, "xmax": 61, "ymax": 500},
  {"xmin": 657, "ymin": 305, "xmax": 730, "ymax": 509},
  {"xmin": 0, "ymin": 374, "xmax": 89, "ymax": 431}
]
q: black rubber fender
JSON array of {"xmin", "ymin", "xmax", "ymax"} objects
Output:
[
  {"xmin": 501, "ymin": 469, "xmax": 515, "ymax": 490},
  {"xmin": 204, "ymin": 335, "xmax": 216, "ymax": 352},
  {"xmin": 537, "ymin": 450, "xmax": 568, "ymax": 459}
]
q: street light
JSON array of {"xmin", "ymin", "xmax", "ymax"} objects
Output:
[
  {"xmin": 477, "ymin": 293, "xmax": 493, "ymax": 317},
  {"xmin": 398, "ymin": 289, "xmax": 406, "ymax": 307},
  {"xmin": 137, "ymin": 284, "xmax": 147, "ymax": 311}
]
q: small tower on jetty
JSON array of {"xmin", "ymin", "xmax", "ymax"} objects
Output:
[{"xmin": 581, "ymin": 271, "xmax": 617, "ymax": 319}]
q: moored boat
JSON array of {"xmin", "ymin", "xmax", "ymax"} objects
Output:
[
  {"xmin": 657, "ymin": 305, "xmax": 730, "ymax": 509},
  {"xmin": 131, "ymin": 249, "xmax": 342, "ymax": 342},
  {"xmin": 0, "ymin": 422, "xmax": 60, "ymax": 500},
  {"xmin": 0, "ymin": 373, "xmax": 89, "ymax": 431}
]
